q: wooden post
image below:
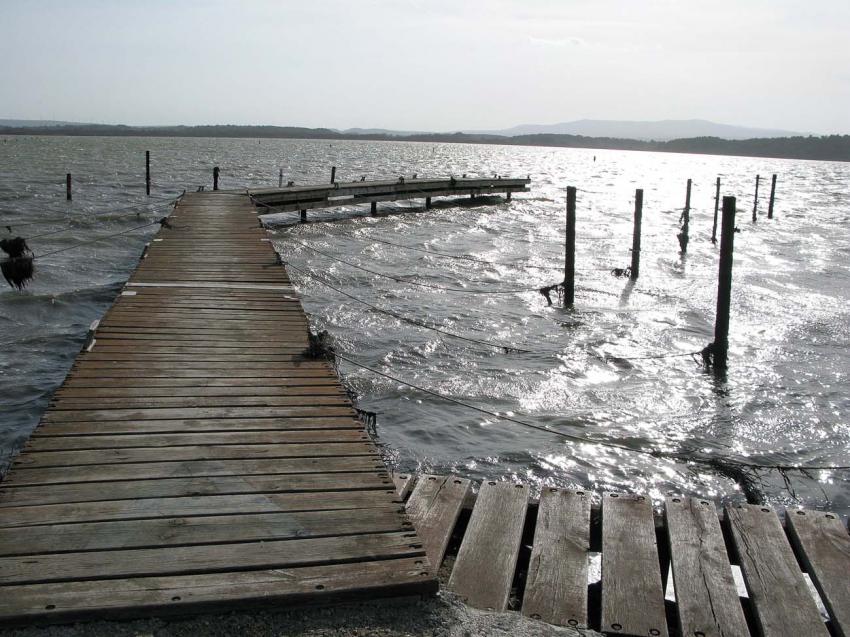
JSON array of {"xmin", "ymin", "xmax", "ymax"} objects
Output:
[
  {"xmin": 630, "ymin": 189, "xmax": 643, "ymax": 280},
  {"xmin": 279, "ymin": 169, "xmax": 283, "ymax": 188},
  {"xmin": 768, "ymin": 174, "xmax": 777, "ymax": 219},
  {"xmin": 66, "ymin": 173, "xmax": 72, "ymax": 201},
  {"xmin": 678, "ymin": 178, "xmax": 691, "ymax": 253},
  {"xmin": 213, "ymin": 166, "xmax": 220, "ymax": 191},
  {"xmin": 713, "ymin": 196, "xmax": 737, "ymax": 371},
  {"xmin": 330, "ymin": 166, "xmax": 336, "ymax": 184},
  {"xmin": 752, "ymin": 174, "xmax": 759, "ymax": 222},
  {"xmin": 506, "ymin": 191, "xmax": 512, "ymax": 202},
  {"xmin": 564, "ymin": 186, "xmax": 576, "ymax": 306},
  {"xmin": 300, "ymin": 209, "xmax": 307, "ymax": 223},
  {"xmin": 370, "ymin": 201, "xmax": 377, "ymax": 215},
  {"xmin": 425, "ymin": 196, "xmax": 432, "ymax": 209},
  {"xmin": 711, "ymin": 176, "xmax": 720, "ymax": 243},
  {"xmin": 145, "ymin": 151, "xmax": 151, "ymax": 196}
]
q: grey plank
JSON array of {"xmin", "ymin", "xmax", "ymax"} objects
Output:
[
  {"xmin": 602, "ymin": 492, "xmax": 668, "ymax": 637},
  {"xmin": 786, "ymin": 508, "xmax": 850, "ymax": 637},
  {"xmin": 448, "ymin": 480, "xmax": 528, "ymax": 611},
  {"xmin": 665, "ymin": 496, "xmax": 748, "ymax": 637},
  {"xmin": 392, "ymin": 473, "xmax": 415, "ymax": 500},
  {"xmin": 522, "ymin": 488, "xmax": 590, "ymax": 628},
  {"xmin": 726, "ymin": 503, "xmax": 829, "ymax": 637},
  {"xmin": 405, "ymin": 475, "xmax": 471, "ymax": 568}
]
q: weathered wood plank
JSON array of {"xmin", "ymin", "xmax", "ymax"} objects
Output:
[
  {"xmin": 726, "ymin": 503, "xmax": 829, "ymax": 637},
  {"xmin": 405, "ymin": 475, "xmax": 470, "ymax": 568},
  {"xmin": 522, "ymin": 488, "xmax": 590, "ymax": 629},
  {"xmin": 448, "ymin": 480, "xmax": 528, "ymax": 611},
  {"xmin": 393, "ymin": 473, "xmax": 415, "ymax": 499},
  {"xmin": 786, "ymin": 508, "xmax": 850, "ymax": 637},
  {"xmin": 0, "ymin": 557, "xmax": 435, "ymax": 626},
  {"xmin": 665, "ymin": 496, "xmax": 748, "ymax": 637},
  {"xmin": 602, "ymin": 492, "xmax": 668, "ymax": 637}
]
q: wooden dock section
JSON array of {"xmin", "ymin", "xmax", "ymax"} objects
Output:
[
  {"xmin": 394, "ymin": 474, "xmax": 850, "ymax": 637},
  {"xmin": 0, "ymin": 192, "xmax": 436, "ymax": 626},
  {"xmin": 248, "ymin": 175, "xmax": 530, "ymax": 220}
]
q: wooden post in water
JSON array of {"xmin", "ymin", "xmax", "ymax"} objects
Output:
[
  {"xmin": 678, "ymin": 178, "xmax": 691, "ymax": 253},
  {"xmin": 300, "ymin": 210, "xmax": 307, "ymax": 223},
  {"xmin": 564, "ymin": 186, "xmax": 576, "ymax": 306},
  {"xmin": 213, "ymin": 166, "xmax": 220, "ymax": 191},
  {"xmin": 712, "ymin": 196, "xmax": 737, "ymax": 371},
  {"xmin": 630, "ymin": 189, "xmax": 643, "ymax": 280},
  {"xmin": 66, "ymin": 173, "xmax": 72, "ymax": 201},
  {"xmin": 145, "ymin": 151, "xmax": 151, "ymax": 196},
  {"xmin": 279, "ymin": 169, "xmax": 283, "ymax": 188},
  {"xmin": 425, "ymin": 196, "xmax": 432, "ymax": 210},
  {"xmin": 768, "ymin": 174, "xmax": 777, "ymax": 219},
  {"xmin": 752, "ymin": 174, "xmax": 759, "ymax": 222},
  {"xmin": 370, "ymin": 201, "xmax": 377, "ymax": 215},
  {"xmin": 330, "ymin": 166, "xmax": 336, "ymax": 184},
  {"xmin": 711, "ymin": 176, "xmax": 720, "ymax": 243}
]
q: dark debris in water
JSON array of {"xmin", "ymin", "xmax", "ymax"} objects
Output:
[{"xmin": 0, "ymin": 237, "xmax": 34, "ymax": 290}]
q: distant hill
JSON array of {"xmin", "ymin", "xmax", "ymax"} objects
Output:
[
  {"xmin": 0, "ymin": 118, "xmax": 91, "ymax": 128},
  {"xmin": 1, "ymin": 122, "xmax": 847, "ymax": 162},
  {"xmin": 463, "ymin": 119, "xmax": 805, "ymax": 141}
]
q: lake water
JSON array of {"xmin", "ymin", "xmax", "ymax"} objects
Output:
[{"xmin": 1, "ymin": 135, "xmax": 848, "ymax": 513}]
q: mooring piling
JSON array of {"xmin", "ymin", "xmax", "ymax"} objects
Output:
[
  {"xmin": 279, "ymin": 168, "xmax": 283, "ymax": 188},
  {"xmin": 678, "ymin": 178, "xmax": 691, "ymax": 253},
  {"xmin": 213, "ymin": 166, "xmax": 220, "ymax": 191},
  {"xmin": 768, "ymin": 173, "xmax": 777, "ymax": 219},
  {"xmin": 330, "ymin": 166, "xmax": 336, "ymax": 184},
  {"xmin": 370, "ymin": 201, "xmax": 377, "ymax": 215},
  {"xmin": 65, "ymin": 173, "xmax": 72, "ymax": 201},
  {"xmin": 711, "ymin": 176, "xmax": 720, "ymax": 243},
  {"xmin": 712, "ymin": 196, "xmax": 737, "ymax": 371},
  {"xmin": 300, "ymin": 209, "xmax": 307, "ymax": 223},
  {"xmin": 425, "ymin": 196, "xmax": 432, "ymax": 210},
  {"xmin": 752, "ymin": 174, "xmax": 760, "ymax": 222},
  {"xmin": 145, "ymin": 151, "xmax": 151, "ymax": 196},
  {"xmin": 630, "ymin": 189, "xmax": 643, "ymax": 280},
  {"xmin": 564, "ymin": 186, "xmax": 576, "ymax": 306}
]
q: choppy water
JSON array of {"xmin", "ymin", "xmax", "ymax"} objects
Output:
[{"xmin": 1, "ymin": 135, "xmax": 849, "ymax": 513}]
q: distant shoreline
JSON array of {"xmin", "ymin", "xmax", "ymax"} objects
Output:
[{"xmin": 2, "ymin": 124, "xmax": 848, "ymax": 162}]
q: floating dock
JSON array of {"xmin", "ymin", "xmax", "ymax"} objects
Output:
[
  {"xmin": 248, "ymin": 175, "xmax": 530, "ymax": 220},
  {"xmin": 0, "ymin": 192, "xmax": 436, "ymax": 625}
]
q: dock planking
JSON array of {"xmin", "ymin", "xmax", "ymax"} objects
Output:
[{"xmin": 0, "ymin": 192, "xmax": 436, "ymax": 626}]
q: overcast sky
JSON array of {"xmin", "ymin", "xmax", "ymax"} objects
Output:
[{"xmin": 1, "ymin": 0, "xmax": 848, "ymax": 133}]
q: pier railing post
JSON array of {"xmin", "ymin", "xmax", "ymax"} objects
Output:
[
  {"xmin": 678, "ymin": 178, "xmax": 691, "ymax": 253},
  {"xmin": 711, "ymin": 177, "xmax": 720, "ymax": 243},
  {"xmin": 712, "ymin": 196, "xmax": 737, "ymax": 371},
  {"xmin": 768, "ymin": 174, "xmax": 777, "ymax": 219},
  {"xmin": 213, "ymin": 166, "xmax": 220, "ymax": 191},
  {"xmin": 564, "ymin": 186, "xmax": 576, "ymax": 306},
  {"xmin": 330, "ymin": 166, "xmax": 336, "ymax": 184},
  {"xmin": 66, "ymin": 173, "xmax": 72, "ymax": 201},
  {"xmin": 630, "ymin": 189, "xmax": 643, "ymax": 280},
  {"xmin": 752, "ymin": 174, "xmax": 759, "ymax": 222},
  {"xmin": 145, "ymin": 151, "xmax": 151, "ymax": 196}
]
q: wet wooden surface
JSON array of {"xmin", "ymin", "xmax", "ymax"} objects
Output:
[{"xmin": 0, "ymin": 192, "xmax": 436, "ymax": 626}]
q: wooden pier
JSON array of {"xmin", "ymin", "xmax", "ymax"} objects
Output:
[
  {"xmin": 393, "ymin": 474, "xmax": 850, "ymax": 637},
  {"xmin": 0, "ymin": 192, "xmax": 436, "ymax": 626},
  {"xmin": 247, "ymin": 175, "xmax": 530, "ymax": 220}
]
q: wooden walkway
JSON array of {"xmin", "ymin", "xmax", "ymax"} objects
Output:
[
  {"xmin": 248, "ymin": 175, "xmax": 530, "ymax": 220},
  {"xmin": 393, "ymin": 474, "xmax": 850, "ymax": 637},
  {"xmin": 0, "ymin": 193, "xmax": 436, "ymax": 626}
]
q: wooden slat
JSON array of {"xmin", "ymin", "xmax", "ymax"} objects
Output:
[
  {"xmin": 448, "ymin": 480, "xmax": 528, "ymax": 611},
  {"xmin": 522, "ymin": 488, "xmax": 590, "ymax": 628},
  {"xmin": 0, "ymin": 557, "xmax": 435, "ymax": 626},
  {"xmin": 393, "ymin": 473, "xmax": 415, "ymax": 499},
  {"xmin": 665, "ymin": 497, "xmax": 748, "ymax": 637},
  {"xmin": 405, "ymin": 475, "xmax": 470, "ymax": 568},
  {"xmin": 602, "ymin": 492, "xmax": 668, "ymax": 637},
  {"xmin": 726, "ymin": 503, "xmax": 829, "ymax": 637},
  {"xmin": 786, "ymin": 508, "xmax": 850, "ymax": 636}
]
